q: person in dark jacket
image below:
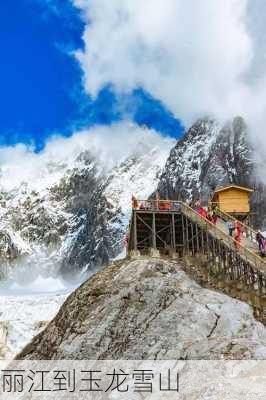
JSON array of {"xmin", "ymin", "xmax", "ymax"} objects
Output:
[{"xmin": 256, "ymin": 231, "xmax": 265, "ymax": 256}]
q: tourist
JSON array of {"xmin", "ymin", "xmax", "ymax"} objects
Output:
[
  {"xmin": 262, "ymin": 238, "xmax": 266, "ymax": 257},
  {"xmin": 194, "ymin": 200, "xmax": 201, "ymax": 212},
  {"xmin": 206, "ymin": 207, "xmax": 214, "ymax": 223},
  {"xmin": 227, "ymin": 220, "xmax": 234, "ymax": 236},
  {"xmin": 233, "ymin": 221, "xmax": 241, "ymax": 250},
  {"xmin": 139, "ymin": 202, "xmax": 146, "ymax": 210},
  {"xmin": 199, "ymin": 206, "xmax": 207, "ymax": 218},
  {"xmin": 256, "ymin": 231, "xmax": 265, "ymax": 256},
  {"xmin": 212, "ymin": 212, "xmax": 218, "ymax": 225},
  {"xmin": 132, "ymin": 195, "xmax": 138, "ymax": 209},
  {"xmin": 124, "ymin": 234, "xmax": 129, "ymax": 247}
]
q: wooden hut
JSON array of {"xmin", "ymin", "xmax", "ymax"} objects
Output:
[{"xmin": 211, "ymin": 184, "xmax": 254, "ymax": 220}]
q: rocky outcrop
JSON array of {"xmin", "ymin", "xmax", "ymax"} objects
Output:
[
  {"xmin": 49, "ymin": 155, "xmax": 124, "ymax": 277},
  {"xmin": 17, "ymin": 258, "xmax": 266, "ymax": 360},
  {"xmin": 157, "ymin": 117, "xmax": 254, "ymax": 201}
]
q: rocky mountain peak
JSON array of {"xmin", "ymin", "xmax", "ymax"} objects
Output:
[{"xmin": 157, "ymin": 116, "xmax": 254, "ymax": 203}]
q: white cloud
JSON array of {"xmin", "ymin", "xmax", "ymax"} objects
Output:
[
  {"xmin": 0, "ymin": 122, "xmax": 175, "ymax": 191},
  {"xmin": 73, "ymin": 0, "xmax": 266, "ymax": 149}
]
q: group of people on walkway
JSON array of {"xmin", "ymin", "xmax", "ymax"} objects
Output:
[
  {"xmin": 131, "ymin": 194, "xmax": 181, "ymax": 212},
  {"xmin": 195, "ymin": 201, "xmax": 218, "ymax": 225},
  {"xmin": 226, "ymin": 220, "xmax": 242, "ymax": 249},
  {"xmin": 195, "ymin": 201, "xmax": 242, "ymax": 249}
]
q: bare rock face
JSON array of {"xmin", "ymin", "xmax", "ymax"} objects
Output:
[
  {"xmin": 157, "ymin": 117, "xmax": 254, "ymax": 202},
  {"xmin": 0, "ymin": 156, "xmax": 122, "ymax": 280},
  {"xmin": 17, "ymin": 258, "xmax": 266, "ymax": 360}
]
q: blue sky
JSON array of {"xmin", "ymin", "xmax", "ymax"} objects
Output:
[{"xmin": 0, "ymin": 0, "xmax": 183, "ymax": 150}]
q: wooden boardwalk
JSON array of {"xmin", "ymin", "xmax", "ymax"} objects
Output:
[
  {"xmin": 216, "ymin": 219, "xmax": 258, "ymax": 254},
  {"xmin": 128, "ymin": 200, "xmax": 266, "ymax": 322}
]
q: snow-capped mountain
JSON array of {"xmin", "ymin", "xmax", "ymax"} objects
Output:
[
  {"xmin": 104, "ymin": 139, "xmax": 171, "ymax": 222},
  {"xmin": 1, "ymin": 116, "xmax": 265, "ymax": 285},
  {"xmin": 0, "ymin": 124, "xmax": 174, "ymax": 359},
  {"xmin": 156, "ymin": 116, "xmax": 266, "ymax": 228},
  {"xmin": 0, "ymin": 126, "xmax": 174, "ymax": 283},
  {"xmin": 1, "ymin": 117, "xmax": 266, "ymax": 360},
  {"xmin": 157, "ymin": 116, "xmax": 254, "ymax": 201}
]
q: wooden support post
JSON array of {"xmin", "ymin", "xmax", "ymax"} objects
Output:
[
  {"xmin": 222, "ymin": 245, "xmax": 226, "ymax": 274},
  {"xmin": 217, "ymin": 239, "xmax": 222, "ymax": 273},
  {"xmin": 223, "ymin": 247, "xmax": 227, "ymax": 276},
  {"xmin": 258, "ymin": 273, "xmax": 263, "ymax": 295},
  {"xmin": 185, "ymin": 216, "xmax": 189, "ymax": 254},
  {"xmin": 229, "ymin": 250, "xmax": 234, "ymax": 280},
  {"xmin": 152, "ymin": 212, "xmax": 156, "ymax": 249},
  {"xmin": 181, "ymin": 214, "xmax": 185, "ymax": 256},
  {"xmin": 191, "ymin": 222, "xmax": 195, "ymax": 255},
  {"xmin": 172, "ymin": 214, "xmax": 176, "ymax": 251},
  {"xmin": 195, "ymin": 224, "xmax": 199, "ymax": 253},
  {"xmin": 201, "ymin": 227, "xmax": 204, "ymax": 253},
  {"xmin": 133, "ymin": 211, "xmax": 138, "ymax": 250},
  {"xmin": 211, "ymin": 237, "xmax": 215, "ymax": 273},
  {"xmin": 206, "ymin": 228, "xmax": 209, "ymax": 260}
]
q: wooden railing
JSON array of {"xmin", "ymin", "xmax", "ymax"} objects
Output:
[
  {"xmin": 209, "ymin": 202, "xmax": 258, "ymax": 242},
  {"xmin": 181, "ymin": 202, "xmax": 266, "ymax": 273},
  {"xmin": 131, "ymin": 199, "xmax": 266, "ymax": 273},
  {"xmin": 132, "ymin": 199, "xmax": 182, "ymax": 212}
]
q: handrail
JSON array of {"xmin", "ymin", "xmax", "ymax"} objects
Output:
[
  {"xmin": 209, "ymin": 203, "xmax": 258, "ymax": 240},
  {"xmin": 132, "ymin": 199, "xmax": 182, "ymax": 211},
  {"xmin": 180, "ymin": 202, "xmax": 266, "ymax": 272},
  {"xmin": 131, "ymin": 199, "xmax": 266, "ymax": 273}
]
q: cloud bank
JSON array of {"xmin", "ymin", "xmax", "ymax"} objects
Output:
[
  {"xmin": 73, "ymin": 0, "xmax": 266, "ymax": 147},
  {"xmin": 0, "ymin": 122, "xmax": 175, "ymax": 192}
]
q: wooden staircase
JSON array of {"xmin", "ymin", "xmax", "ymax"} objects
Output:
[{"xmin": 128, "ymin": 200, "xmax": 266, "ymax": 322}]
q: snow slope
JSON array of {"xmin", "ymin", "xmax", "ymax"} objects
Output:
[
  {"xmin": 105, "ymin": 136, "xmax": 173, "ymax": 229},
  {"xmin": 0, "ymin": 291, "xmax": 68, "ymax": 359}
]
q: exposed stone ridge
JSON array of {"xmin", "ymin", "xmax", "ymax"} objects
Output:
[{"xmin": 17, "ymin": 258, "xmax": 266, "ymax": 360}]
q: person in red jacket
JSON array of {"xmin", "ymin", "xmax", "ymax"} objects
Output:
[
  {"xmin": 132, "ymin": 195, "xmax": 138, "ymax": 209},
  {"xmin": 199, "ymin": 206, "xmax": 207, "ymax": 218}
]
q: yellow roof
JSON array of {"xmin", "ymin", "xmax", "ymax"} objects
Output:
[{"xmin": 213, "ymin": 184, "xmax": 254, "ymax": 194}]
